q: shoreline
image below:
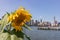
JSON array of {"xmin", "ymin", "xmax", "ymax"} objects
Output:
[{"xmin": 38, "ymin": 27, "xmax": 60, "ymax": 30}]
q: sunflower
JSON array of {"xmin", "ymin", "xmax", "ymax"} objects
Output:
[{"xmin": 8, "ymin": 7, "xmax": 32, "ymax": 31}]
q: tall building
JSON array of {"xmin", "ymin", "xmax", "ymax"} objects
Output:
[
  {"xmin": 53, "ymin": 16, "xmax": 58, "ymax": 27},
  {"xmin": 40, "ymin": 19, "xmax": 42, "ymax": 23},
  {"xmin": 54, "ymin": 16, "xmax": 55, "ymax": 20},
  {"xmin": 35, "ymin": 20, "xmax": 38, "ymax": 26}
]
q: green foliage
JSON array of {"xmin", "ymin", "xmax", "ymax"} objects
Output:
[
  {"xmin": 11, "ymin": 34, "xmax": 22, "ymax": 40},
  {"xmin": 0, "ymin": 33, "xmax": 11, "ymax": 40},
  {"xmin": 0, "ymin": 13, "xmax": 9, "ymax": 32},
  {"xmin": 4, "ymin": 29, "xmax": 31, "ymax": 40},
  {"xmin": 0, "ymin": 32, "xmax": 24, "ymax": 40}
]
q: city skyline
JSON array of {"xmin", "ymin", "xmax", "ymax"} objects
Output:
[{"xmin": 0, "ymin": 0, "xmax": 60, "ymax": 22}]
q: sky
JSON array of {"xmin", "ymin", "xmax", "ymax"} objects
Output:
[{"xmin": 0, "ymin": 0, "xmax": 60, "ymax": 22}]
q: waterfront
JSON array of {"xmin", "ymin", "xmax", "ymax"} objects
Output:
[
  {"xmin": 38, "ymin": 27, "xmax": 60, "ymax": 30},
  {"xmin": 24, "ymin": 26, "xmax": 60, "ymax": 40}
]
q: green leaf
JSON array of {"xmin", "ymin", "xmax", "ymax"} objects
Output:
[
  {"xmin": 11, "ymin": 35, "xmax": 21, "ymax": 40},
  {"xmin": 24, "ymin": 24, "xmax": 32, "ymax": 30},
  {"xmin": 0, "ymin": 32, "xmax": 24, "ymax": 40},
  {"xmin": 0, "ymin": 32, "xmax": 11, "ymax": 40},
  {"xmin": 0, "ymin": 20, "xmax": 1, "ymax": 25},
  {"xmin": 11, "ymin": 34, "xmax": 24, "ymax": 40},
  {"xmin": 0, "ymin": 13, "xmax": 10, "ymax": 32}
]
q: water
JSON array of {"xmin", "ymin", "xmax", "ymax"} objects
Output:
[{"xmin": 24, "ymin": 26, "xmax": 60, "ymax": 40}]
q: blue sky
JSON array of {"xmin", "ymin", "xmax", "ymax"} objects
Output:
[{"xmin": 0, "ymin": 0, "xmax": 60, "ymax": 22}]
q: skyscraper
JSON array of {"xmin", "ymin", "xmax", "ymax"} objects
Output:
[{"xmin": 53, "ymin": 16, "xmax": 58, "ymax": 27}]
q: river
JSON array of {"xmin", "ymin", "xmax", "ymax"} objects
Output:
[{"xmin": 24, "ymin": 26, "xmax": 60, "ymax": 40}]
